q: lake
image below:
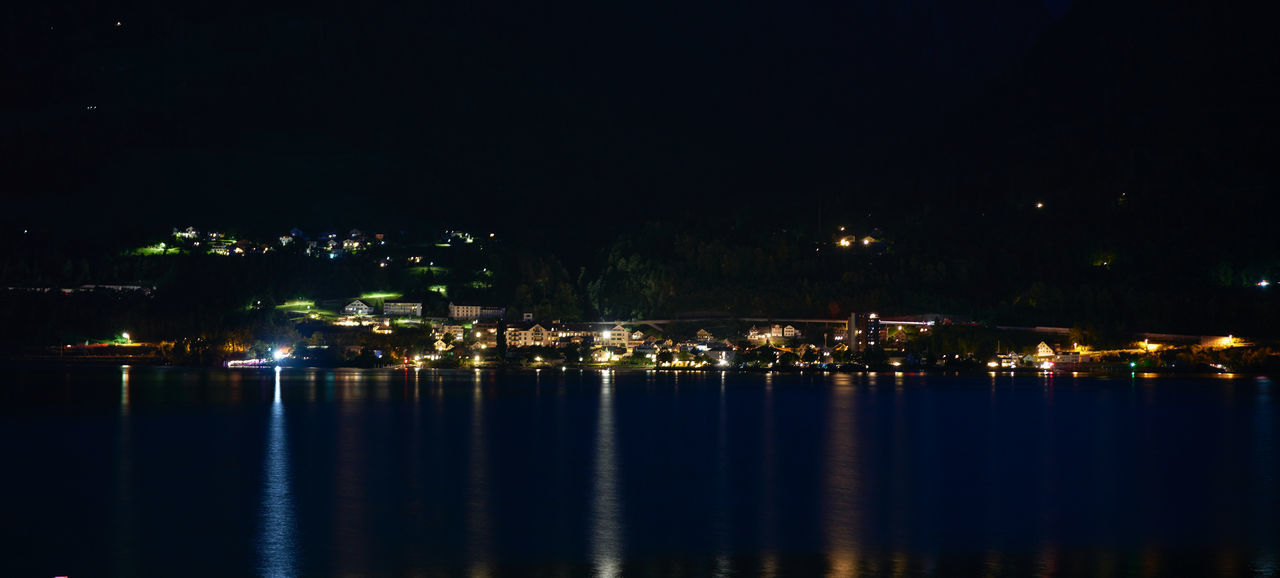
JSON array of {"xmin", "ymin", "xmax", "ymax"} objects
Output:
[{"xmin": 0, "ymin": 366, "xmax": 1275, "ymax": 576}]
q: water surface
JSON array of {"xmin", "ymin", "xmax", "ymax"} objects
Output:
[{"xmin": 1, "ymin": 367, "xmax": 1275, "ymax": 576}]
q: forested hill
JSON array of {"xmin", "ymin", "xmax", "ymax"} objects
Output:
[{"xmin": 591, "ymin": 0, "xmax": 1279, "ymax": 335}]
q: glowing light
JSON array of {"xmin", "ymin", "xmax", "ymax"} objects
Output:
[
  {"xmin": 272, "ymin": 349, "xmax": 286, "ymax": 361},
  {"xmin": 121, "ymin": 332, "xmax": 130, "ymax": 341},
  {"xmin": 601, "ymin": 331, "xmax": 612, "ymax": 340},
  {"xmin": 987, "ymin": 361, "xmax": 999, "ymax": 368},
  {"xmin": 1260, "ymin": 280, "xmax": 1271, "ymax": 288},
  {"xmin": 1040, "ymin": 361, "xmax": 1054, "ymax": 370},
  {"xmin": 1035, "ymin": 202, "xmax": 1044, "ymax": 209}
]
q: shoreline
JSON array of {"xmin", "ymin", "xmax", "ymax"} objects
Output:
[{"xmin": 1, "ymin": 357, "xmax": 1265, "ymax": 379}]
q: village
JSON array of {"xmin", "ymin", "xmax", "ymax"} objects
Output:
[{"xmin": 258, "ymin": 298, "xmax": 1257, "ymax": 373}]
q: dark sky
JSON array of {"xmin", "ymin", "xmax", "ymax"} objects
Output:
[{"xmin": 8, "ymin": 1, "xmax": 1063, "ymax": 237}]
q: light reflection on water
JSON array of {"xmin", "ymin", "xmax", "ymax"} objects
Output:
[
  {"xmin": 7, "ymin": 368, "xmax": 1280, "ymax": 576},
  {"xmin": 258, "ymin": 368, "xmax": 298, "ymax": 577},
  {"xmin": 468, "ymin": 371, "xmax": 493, "ymax": 578},
  {"xmin": 1254, "ymin": 376, "xmax": 1275, "ymax": 574},
  {"xmin": 823, "ymin": 374, "xmax": 860, "ymax": 575},
  {"xmin": 591, "ymin": 369, "xmax": 623, "ymax": 578},
  {"xmin": 114, "ymin": 366, "xmax": 135, "ymax": 576}
]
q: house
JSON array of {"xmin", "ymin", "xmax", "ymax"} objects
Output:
[
  {"xmin": 473, "ymin": 322, "xmax": 500, "ymax": 348},
  {"xmin": 437, "ymin": 325, "xmax": 466, "ymax": 340},
  {"xmin": 696, "ymin": 329, "xmax": 713, "ymax": 341},
  {"xmin": 631, "ymin": 343, "xmax": 660, "ymax": 359},
  {"xmin": 343, "ymin": 300, "xmax": 374, "ymax": 316},
  {"xmin": 383, "ymin": 302, "xmax": 422, "ymax": 317},
  {"xmin": 1035, "ymin": 342, "xmax": 1055, "ymax": 358},
  {"xmin": 783, "ymin": 325, "xmax": 801, "ymax": 338}
]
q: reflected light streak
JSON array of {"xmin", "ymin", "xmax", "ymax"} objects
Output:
[
  {"xmin": 114, "ymin": 366, "xmax": 136, "ymax": 575},
  {"xmin": 760, "ymin": 551, "xmax": 779, "ymax": 578},
  {"xmin": 1253, "ymin": 377, "xmax": 1275, "ymax": 575},
  {"xmin": 824, "ymin": 379, "xmax": 861, "ymax": 576},
  {"xmin": 258, "ymin": 369, "xmax": 299, "ymax": 577},
  {"xmin": 714, "ymin": 373, "xmax": 732, "ymax": 577},
  {"xmin": 758, "ymin": 373, "xmax": 778, "ymax": 568},
  {"xmin": 591, "ymin": 371, "xmax": 624, "ymax": 577},
  {"xmin": 120, "ymin": 366, "xmax": 130, "ymax": 415},
  {"xmin": 468, "ymin": 376, "xmax": 493, "ymax": 577}
]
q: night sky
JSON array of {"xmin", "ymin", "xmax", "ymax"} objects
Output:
[
  {"xmin": 4, "ymin": 0, "xmax": 1069, "ymax": 236},
  {"xmin": 3, "ymin": 0, "xmax": 1276, "ymax": 245}
]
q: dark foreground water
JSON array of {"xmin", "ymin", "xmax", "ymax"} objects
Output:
[{"xmin": 1, "ymin": 367, "xmax": 1276, "ymax": 576}]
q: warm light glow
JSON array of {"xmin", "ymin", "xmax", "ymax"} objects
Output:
[
  {"xmin": 121, "ymin": 332, "xmax": 130, "ymax": 341},
  {"xmin": 987, "ymin": 361, "xmax": 999, "ymax": 368},
  {"xmin": 602, "ymin": 331, "xmax": 612, "ymax": 340}
]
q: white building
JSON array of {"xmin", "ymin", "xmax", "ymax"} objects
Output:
[
  {"xmin": 506, "ymin": 323, "xmax": 552, "ymax": 348},
  {"xmin": 383, "ymin": 302, "xmax": 422, "ymax": 317},
  {"xmin": 343, "ymin": 300, "xmax": 373, "ymax": 316},
  {"xmin": 504, "ymin": 322, "xmax": 629, "ymax": 349},
  {"xmin": 449, "ymin": 303, "xmax": 506, "ymax": 320}
]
